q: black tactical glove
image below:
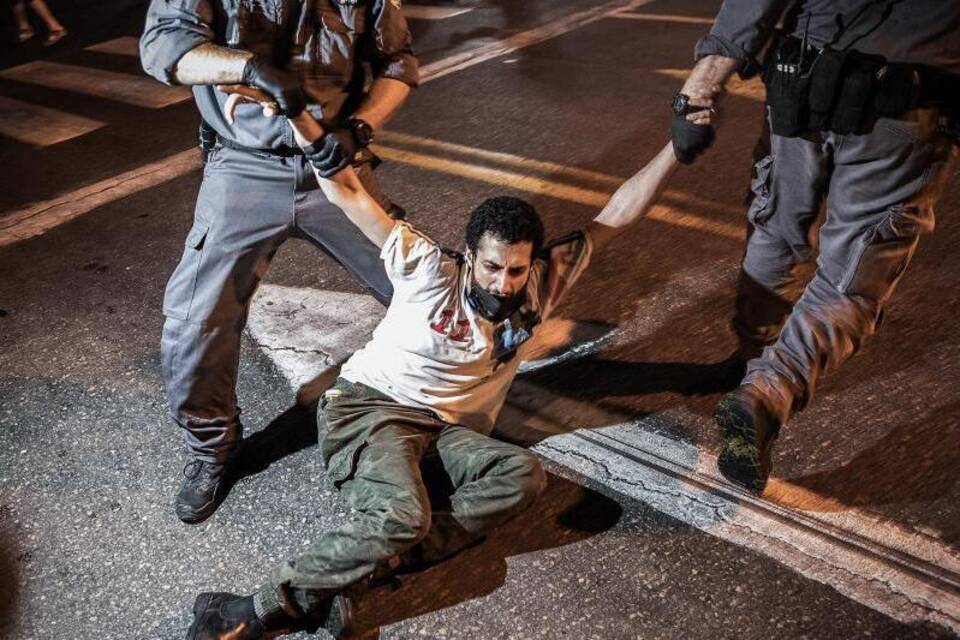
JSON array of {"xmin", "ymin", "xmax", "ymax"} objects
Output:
[
  {"xmin": 671, "ymin": 116, "xmax": 715, "ymax": 165},
  {"xmin": 240, "ymin": 55, "xmax": 307, "ymax": 117},
  {"xmin": 303, "ymin": 128, "xmax": 359, "ymax": 178}
]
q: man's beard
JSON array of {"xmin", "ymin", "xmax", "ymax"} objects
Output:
[{"xmin": 466, "ymin": 277, "xmax": 527, "ymax": 323}]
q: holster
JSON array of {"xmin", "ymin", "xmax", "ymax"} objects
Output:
[{"xmin": 762, "ymin": 36, "xmax": 814, "ymax": 137}]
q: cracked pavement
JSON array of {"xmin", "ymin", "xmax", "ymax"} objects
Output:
[{"xmin": 2, "ymin": 0, "xmax": 959, "ymax": 638}]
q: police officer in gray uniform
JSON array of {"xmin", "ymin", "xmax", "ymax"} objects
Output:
[
  {"xmin": 139, "ymin": 0, "xmax": 419, "ymax": 523},
  {"xmin": 671, "ymin": 0, "xmax": 960, "ymax": 493}
]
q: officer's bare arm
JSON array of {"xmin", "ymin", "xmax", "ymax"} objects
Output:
[
  {"xmin": 173, "ymin": 42, "xmax": 253, "ymax": 85},
  {"xmin": 679, "ymin": 55, "xmax": 741, "ymax": 114},
  {"xmin": 587, "ymin": 142, "xmax": 680, "ymax": 250},
  {"xmin": 352, "ymin": 78, "xmax": 411, "ymax": 131}
]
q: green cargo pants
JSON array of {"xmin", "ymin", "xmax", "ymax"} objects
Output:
[{"xmin": 258, "ymin": 379, "xmax": 547, "ymax": 616}]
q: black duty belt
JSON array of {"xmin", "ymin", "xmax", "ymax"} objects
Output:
[
  {"xmin": 763, "ymin": 36, "xmax": 960, "ymax": 138},
  {"xmin": 217, "ymin": 136, "xmax": 305, "ymax": 157}
]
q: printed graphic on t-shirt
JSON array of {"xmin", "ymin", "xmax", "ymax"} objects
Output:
[
  {"xmin": 430, "ymin": 309, "xmax": 473, "ymax": 342},
  {"xmin": 492, "ymin": 308, "xmax": 541, "ymax": 363}
]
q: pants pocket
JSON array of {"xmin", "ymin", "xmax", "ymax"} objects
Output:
[
  {"xmin": 747, "ymin": 154, "xmax": 776, "ymax": 227},
  {"xmin": 162, "ymin": 223, "xmax": 210, "ymax": 320},
  {"xmin": 839, "ymin": 204, "xmax": 934, "ymax": 303}
]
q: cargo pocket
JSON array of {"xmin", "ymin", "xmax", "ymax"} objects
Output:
[
  {"xmin": 162, "ymin": 223, "xmax": 209, "ymax": 320},
  {"xmin": 325, "ymin": 440, "xmax": 369, "ymax": 489},
  {"xmin": 839, "ymin": 204, "xmax": 934, "ymax": 303},
  {"xmin": 746, "ymin": 154, "xmax": 776, "ymax": 227}
]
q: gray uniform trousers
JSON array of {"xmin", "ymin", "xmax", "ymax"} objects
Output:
[
  {"xmin": 733, "ymin": 109, "xmax": 958, "ymax": 423},
  {"xmin": 258, "ymin": 379, "xmax": 547, "ymax": 617},
  {"xmin": 160, "ymin": 145, "xmax": 393, "ymax": 462}
]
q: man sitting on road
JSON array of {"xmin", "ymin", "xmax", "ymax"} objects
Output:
[{"xmin": 186, "ymin": 99, "xmax": 695, "ymax": 639}]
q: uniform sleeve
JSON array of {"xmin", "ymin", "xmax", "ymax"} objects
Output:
[
  {"xmin": 380, "ymin": 222, "xmax": 445, "ymax": 284},
  {"xmin": 694, "ymin": 0, "xmax": 792, "ymax": 76},
  {"xmin": 367, "ymin": 0, "xmax": 420, "ymax": 88},
  {"xmin": 140, "ymin": 0, "xmax": 216, "ymax": 86},
  {"xmin": 535, "ymin": 230, "xmax": 593, "ymax": 320}
]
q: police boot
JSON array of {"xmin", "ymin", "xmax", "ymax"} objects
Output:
[
  {"xmin": 186, "ymin": 592, "xmax": 291, "ymax": 640},
  {"xmin": 714, "ymin": 384, "xmax": 781, "ymax": 494},
  {"xmin": 176, "ymin": 460, "xmax": 233, "ymax": 524}
]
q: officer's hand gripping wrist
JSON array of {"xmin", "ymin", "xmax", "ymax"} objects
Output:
[
  {"xmin": 241, "ymin": 55, "xmax": 307, "ymax": 117},
  {"xmin": 303, "ymin": 129, "xmax": 357, "ymax": 178}
]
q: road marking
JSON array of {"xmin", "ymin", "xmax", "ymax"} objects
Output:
[
  {"xmin": 373, "ymin": 143, "xmax": 745, "ymax": 240},
  {"xmin": 420, "ymin": 0, "xmax": 657, "ymax": 82},
  {"xmin": 0, "ymin": 150, "xmax": 199, "ymax": 247},
  {"xmin": 536, "ymin": 423, "xmax": 960, "ymax": 634},
  {"xmin": 0, "ymin": 0, "xmax": 668, "ymax": 245},
  {"xmin": 246, "ymin": 284, "xmax": 960, "ymax": 634},
  {"xmin": 608, "ymin": 11, "xmax": 714, "ymax": 25},
  {"xmin": 84, "ymin": 36, "xmax": 141, "ymax": 57},
  {"xmin": 0, "ymin": 95, "xmax": 105, "ymax": 146},
  {"xmin": 656, "ymin": 67, "xmax": 766, "ymax": 102},
  {"xmin": 0, "ymin": 61, "xmax": 191, "ymax": 108},
  {"xmin": 402, "ymin": 4, "xmax": 473, "ymax": 21},
  {"xmin": 379, "ymin": 131, "xmax": 743, "ymax": 217}
]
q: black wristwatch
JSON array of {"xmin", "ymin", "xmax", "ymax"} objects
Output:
[
  {"xmin": 672, "ymin": 92, "xmax": 693, "ymax": 117},
  {"xmin": 348, "ymin": 118, "xmax": 375, "ymax": 147}
]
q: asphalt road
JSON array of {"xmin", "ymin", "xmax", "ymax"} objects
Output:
[{"xmin": 1, "ymin": 1, "xmax": 958, "ymax": 638}]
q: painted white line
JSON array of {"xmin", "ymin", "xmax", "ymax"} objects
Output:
[
  {"xmin": 533, "ymin": 423, "xmax": 960, "ymax": 633},
  {"xmin": 402, "ymin": 4, "xmax": 473, "ymax": 21},
  {"xmin": 656, "ymin": 67, "xmax": 766, "ymax": 102},
  {"xmin": 0, "ymin": 61, "xmax": 191, "ymax": 108},
  {"xmin": 420, "ymin": 0, "xmax": 657, "ymax": 83},
  {"xmin": 0, "ymin": 95, "xmax": 105, "ymax": 146},
  {"xmin": 373, "ymin": 143, "xmax": 744, "ymax": 240},
  {"xmin": 0, "ymin": 150, "xmax": 199, "ymax": 247},
  {"xmin": 245, "ymin": 282, "xmax": 960, "ymax": 633},
  {"xmin": 247, "ymin": 286, "xmax": 385, "ymax": 390},
  {"xmin": 84, "ymin": 36, "xmax": 141, "ymax": 57},
  {"xmin": 0, "ymin": 0, "xmax": 658, "ymax": 245},
  {"xmin": 608, "ymin": 12, "xmax": 714, "ymax": 25}
]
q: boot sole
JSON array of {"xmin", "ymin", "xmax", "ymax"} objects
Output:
[
  {"xmin": 715, "ymin": 398, "xmax": 768, "ymax": 494},
  {"xmin": 325, "ymin": 594, "xmax": 357, "ymax": 639}
]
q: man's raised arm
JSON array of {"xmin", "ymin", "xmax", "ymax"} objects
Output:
[
  {"xmin": 587, "ymin": 142, "xmax": 679, "ymax": 250},
  {"xmin": 289, "ymin": 112, "xmax": 398, "ymax": 248}
]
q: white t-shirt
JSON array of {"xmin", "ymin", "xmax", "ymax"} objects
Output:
[{"xmin": 339, "ymin": 222, "xmax": 593, "ymax": 434}]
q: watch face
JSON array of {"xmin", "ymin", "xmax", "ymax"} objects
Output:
[
  {"xmin": 672, "ymin": 93, "xmax": 689, "ymax": 116},
  {"xmin": 351, "ymin": 119, "xmax": 374, "ymax": 146}
]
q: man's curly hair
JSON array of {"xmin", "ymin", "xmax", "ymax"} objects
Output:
[{"xmin": 465, "ymin": 196, "xmax": 544, "ymax": 256}]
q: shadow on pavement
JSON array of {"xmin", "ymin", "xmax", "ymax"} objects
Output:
[
  {"xmin": 785, "ymin": 399, "xmax": 960, "ymax": 544},
  {"xmin": 347, "ymin": 470, "xmax": 623, "ymax": 638},
  {"xmin": 0, "ymin": 519, "xmax": 19, "ymax": 638}
]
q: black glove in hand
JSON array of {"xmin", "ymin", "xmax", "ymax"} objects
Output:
[
  {"xmin": 303, "ymin": 129, "xmax": 359, "ymax": 178},
  {"xmin": 671, "ymin": 116, "xmax": 715, "ymax": 165},
  {"xmin": 240, "ymin": 55, "xmax": 307, "ymax": 117}
]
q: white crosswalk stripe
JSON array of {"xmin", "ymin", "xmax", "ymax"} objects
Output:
[
  {"xmin": 84, "ymin": 36, "xmax": 141, "ymax": 57},
  {"xmin": 246, "ymin": 283, "xmax": 960, "ymax": 635},
  {"xmin": 0, "ymin": 95, "xmax": 105, "ymax": 146},
  {"xmin": 0, "ymin": 61, "xmax": 191, "ymax": 108},
  {"xmin": 403, "ymin": 4, "xmax": 473, "ymax": 20}
]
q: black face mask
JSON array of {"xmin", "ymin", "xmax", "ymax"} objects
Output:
[{"xmin": 467, "ymin": 278, "xmax": 526, "ymax": 323}]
